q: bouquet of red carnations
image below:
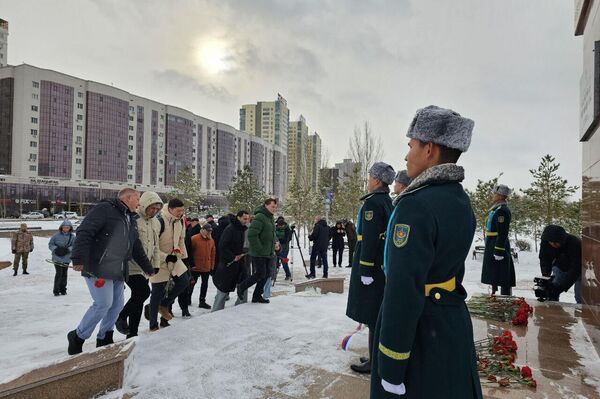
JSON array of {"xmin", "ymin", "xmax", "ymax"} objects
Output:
[{"xmin": 467, "ymin": 295, "xmax": 533, "ymax": 326}]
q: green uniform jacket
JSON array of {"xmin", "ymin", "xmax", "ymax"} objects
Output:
[
  {"xmin": 275, "ymin": 222, "xmax": 292, "ymax": 253},
  {"xmin": 481, "ymin": 202, "xmax": 515, "ymax": 287},
  {"xmin": 247, "ymin": 206, "xmax": 275, "ymax": 257},
  {"xmin": 346, "ymin": 187, "xmax": 393, "ymax": 327},
  {"xmin": 371, "ymin": 164, "xmax": 483, "ymax": 399}
]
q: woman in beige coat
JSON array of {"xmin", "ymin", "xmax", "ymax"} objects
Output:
[{"xmin": 147, "ymin": 198, "xmax": 190, "ymax": 331}]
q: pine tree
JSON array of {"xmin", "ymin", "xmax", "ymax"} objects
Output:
[
  {"xmin": 225, "ymin": 165, "xmax": 267, "ymax": 214},
  {"xmin": 171, "ymin": 166, "xmax": 204, "ymax": 212},
  {"xmin": 330, "ymin": 166, "xmax": 366, "ymax": 222}
]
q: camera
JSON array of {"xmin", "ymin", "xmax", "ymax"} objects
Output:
[
  {"xmin": 533, "ymin": 276, "xmax": 554, "ymax": 302},
  {"xmin": 290, "ymin": 224, "xmax": 296, "ymax": 230}
]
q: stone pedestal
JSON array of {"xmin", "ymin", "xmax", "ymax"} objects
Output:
[{"xmin": 294, "ymin": 278, "xmax": 345, "ymax": 294}]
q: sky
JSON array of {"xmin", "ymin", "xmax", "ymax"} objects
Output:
[{"xmin": 2, "ymin": 0, "xmax": 583, "ymax": 194}]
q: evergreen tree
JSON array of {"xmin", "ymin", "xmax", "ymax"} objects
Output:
[
  {"xmin": 466, "ymin": 174, "xmax": 502, "ymax": 240},
  {"xmin": 171, "ymin": 166, "xmax": 204, "ymax": 212},
  {"xmin": 330, "ymin": 166, "xmax": 366, "ymax": 222},
  {"xmin": 225, "ymin": 165, "xmax": 267, "ymax": 214}
]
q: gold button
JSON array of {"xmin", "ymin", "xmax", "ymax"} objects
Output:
[{"xmin": 434, "ymin": 292, "xmax": 441, "ymax": 300}]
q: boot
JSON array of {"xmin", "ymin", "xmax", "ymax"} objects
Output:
[
  {"xmin": 284, "ymin": 275, "xmax": 291, "ymax": 281},
  {"xmin": 252, "ymin": 297, "xmax": 270, "ymax": 304},
  {"xmin": 115, "ymin": 317, "xmax": 130, "ymax": 335},
  {"xmin": 13, "ymin": 270, "xmax": 17, "ymax": 276},
  {"xmin": 306, "ymin": 273, "xmax": 315, "ymax": 279},
  {"xmin": 144, "ymin": 304, "xmax": 150, "ymax": 320},
  {"xmin": 60, "ymin": 290, "xmax": 67, "ymax": 295},
  {"xmin": 67, "ymin": 330, "xmax": 85, "ymax": 355},
  {"xmin": 23, "ymin": 270, "xmax": 29, "ymax": 275},
  {"xmin": 350, "ymin": 359, "xmax": 371, "ymax": 374},
  {"xmin": 158, "ymin": 305, "xmax": 173, "ymax": 321},
  {"xmin": 160, "ymin": 317, "xmax": 170, "ymax": 328},
  {"xmin": 182, "ymin": 308, "xmax": 192, "ymax": 318},
  {"xmin": 323, "ymin": 274, "xmax": 328, "ymax": 279},
  {"xmin": 360, "ymin": 356, "xmax": 369, "ymax": 364},
  {"xmin": 198, "ymin": 300, "xmax": 211, "ymax": 310},
  {"xmin": 96, "ymin": 331, "xmax": 114, "ymax": 348},
  {"xmin": 236, "ymin": 284, "xmax": 244, "ymax": 301},
  {"xmin": 53, "ymin": 292, "xmax": 60, "ymax": 296},
  {"xmin": 149, "ymin": 324, "xmax": 159, "ymax": 332}
]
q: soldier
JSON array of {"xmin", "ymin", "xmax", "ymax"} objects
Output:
[
  {"xmin": 371, "ymin": 105, "xmax": 483, "ymax": 398},
  {"xmin": 346, "ymin": 161, "xmax": 395, "ymax": 374},
  {"xmin": 392, "ymin": 170, "xmax": 411, "ymax": 198},
  {"xmin": 481, "ymin": 184, "xmax": 515, "ymax": 296}
]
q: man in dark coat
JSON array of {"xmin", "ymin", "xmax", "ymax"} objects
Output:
[
  {"xmin": 346, "ymin": 162, "xmax": 395, "ymax": 374},
  {"xmin": 371, "ymin": 105, "xmax": 482, "ymax": 398},
  {"xmin": 67, "ymin": 188, "xmax": 155, "ymax": 355},
  {"xmin": 184, "ymin": 218, "xmax": 201, "ymax": 265},
  {"xmin": 331, "ymin": 221, "xmax": 346, "ymax": 268},
  {"xmin": 212, "ymin": 214, "xmax": 234, "ymax": 267},
  {"xmin": 539, "ymin": 224, "xmax": 582, "ymax": 303},
  {"xmin": 344, "ymin": 220, "xmax": 357, "ymax": 268},
  {"xmin": 481, "ymin": 184, "xmax": 515, "ymax": 295},
  {"xmin": 308, "ymin": 217, "xmax": 331, "ymax": 278},
  {"xmin": 212, "ymin": 211, "xmax": 250, "ymax": 311}
]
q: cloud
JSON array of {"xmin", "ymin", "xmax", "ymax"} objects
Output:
[{"xmin": 153, "ymin": 69, "xmax": 236, "ymax": 103}]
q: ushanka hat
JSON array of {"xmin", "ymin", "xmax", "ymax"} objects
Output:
[
  {"xmin": 368, "ymin": 162, "xmax": 395, "ymax": 185},
  {"xmin": 407, "ymin": 105, "xmax": 474, "ymax": 152}
]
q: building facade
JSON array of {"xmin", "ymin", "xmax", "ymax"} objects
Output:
[
  {"xmin": 239, "ymin": 94, "xmax": 289, "ymax": 148},
  {"xmin": 576, "ymin": 0, "xmax": 600, "ymax": 309},
  {"xmin": 0, "ymin": 64, "xmax": 286, "ymax": 216},
  {"xmin": 287, "ymin": 115, "xmax": 309, "ymax": 187},
  {"xmin": 307, "ymin": 133, "xmax": 322, "ymax": 192},
  {"xmin": 0, "ymin": 19, "xmax": 7, "ymax": 68},
  {"xmin": 334, "ymin": 158, "xmax": 360, "ymax": 183}
]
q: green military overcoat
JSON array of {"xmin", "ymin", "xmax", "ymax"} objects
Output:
[
  {"xmin": 346, "ymin": 187, "xmax": 393, "ymax": 327},
  {"xmin": 371, "ymin": 164, "xmax": 483, "ymax": 399},
  {"xmin": 481, "ymin": 202, "xmax": 515, "ymax": 288}
]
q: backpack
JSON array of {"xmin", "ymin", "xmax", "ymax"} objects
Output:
[{"xmin": 156, "ymin": 214, "xmax": 184, "ymax": 237}]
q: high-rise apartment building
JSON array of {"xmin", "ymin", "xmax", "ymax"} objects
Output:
[
  {"xmin": 0, "ymin": 64, "xmax": 287, "ymax": 215},
  {"xmin": 0, "ymin": 19, "xmax": 7, "ymax": 67},
  {"xmin": 307, "ymin": 132, "xmax": 322, "ymax": 192},
  {"xmin": 239, "ymin": 94, "xmax": 289, "ymax": 148},
  {"xmin": 287, "ymin": 115, "xmax": 309, "ymax": 187}
]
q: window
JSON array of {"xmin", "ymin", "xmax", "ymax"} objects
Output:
[
  {"xmin": 129, "ymin": 126, "xmax": 134, "ymax": 131},
  {"xmin": 127, "ymin": 165, "xmax": 133, "ymax": 170},
  {"xmin": 32, "ymin": 81, "xmax": 39, "ymax": 88},
  {"xmin": 129, "ymin": 116, "xmax": 134, "ymax": 121},
  {"xmin": 128, "ymin": 155, "xmax": 133, "ymax": 160},
  {"xmin": 77, "ymin": 114, "xmax": 83, "ymax": 121},
  {"xmin": 32, "ymin": 93, "xmax": 38, "ymax": 100},
  {"xmin": 29, "ymin": 154, "xmax": 37, "ymax": 161},
  {"xmin": 29, "ymin": 165, "xmax": 37, "ymax": 171},
  {"xmin": 30, "ymin": 129, "xmax": 37, "ymax": 136},
  {"xmin": 128, "ymin": 174, "xmax": 133, "ymax": 180},
  {"xmin": 76, "ymin": 125, "xmax": 83, "ymax": 131},
  {"xmin": 31, "ymin": 117, "xmax": 38, "ymax": 124},
  {"xmin": 77, "ymin": 103, "xmax": 83, "ymax": 109},
  {"xmin": 76, "ymin": 158, "xmax": 82, "ymax": 164},
  {"xmin": 128, "ymin": 145, "xmax": 133, "ymax": 150},
  {"xmin": 78, "ymin": 92, "xmax": 83, "ymax": 98},
  {"xmin": 30, "ymin": 141, "xmax": 37, "ymax": 148},
  {"xmin": 76, "ymin": 147, "xmax": 82, "ymax": 155},
  {"xmin": 75, "ymin": 137, "xmax": 82, "ymax": 144},
  {"xmin": 129, "ymin": 135, "xmax": 134, "ymax": 140}
]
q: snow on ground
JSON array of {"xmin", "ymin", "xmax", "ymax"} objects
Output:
[{"xmin": 0, "ymin": 235, "xmax": 576, "ymax": 395}]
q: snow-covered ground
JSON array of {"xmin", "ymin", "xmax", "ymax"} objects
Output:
[{"xmin": 0, "ymin": 235, "xmax": 577, "ymax": 395}]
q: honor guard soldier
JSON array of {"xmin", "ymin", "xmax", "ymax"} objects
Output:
[
  {"xmin": 481, "ymin": 184, "xmax": 515, "ymax": 296},
  {"xmin": 346, "ymin": 162, "xmax": 395, "ymax": 374},
  {"xmin": 371, "ymin": 105, "xmax": 483, "ymax": 398}
]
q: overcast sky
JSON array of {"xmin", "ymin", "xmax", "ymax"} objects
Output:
[{"xmin": 2, "ymin": 0, "xmax": 583, "ymax": 194}]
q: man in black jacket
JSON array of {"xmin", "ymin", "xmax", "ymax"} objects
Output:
[
  {"xmin": 540, "ymin": 224, "xmax": 582, "ymax": 303},
  {"xmin": 212, "ymin": 210, "xmax": 250, "ymax": 311},
  {"xmin": 308, "ymin": 216, "xmax": 331, "ymax": 278},
  {"xmin": 67, "ymin": 188, "xmax": 155, "ymax": 355}
]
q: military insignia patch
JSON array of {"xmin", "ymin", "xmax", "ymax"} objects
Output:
[
  {"xmin": 393, "ymin": 224, "xmax": 410, "ymax": 248},
  {"xmin": 365, "ymin": 211, "xmax": 374, "ymax": 221},
  {"xmin": 498, "ymin": 216, "xmax": 505, "ymax": 223}
]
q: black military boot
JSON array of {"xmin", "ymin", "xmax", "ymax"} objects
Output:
[
  {"xmin": 115, "ymin": 317, "xmax": 130, "ymax": 335},
  {"xmin": 350, "ymin": 359, "xmax": 371, "ymax": 374},
  {"xmin": 198, "ymin": 300, "xmax": 211, "ymax": 310},
  {"xmin": 96, "ymin": 331, "xmax": 114, "ymax": 348},
  {"xmin": 160, "ymin": 317, "xmax": 170, "ymax": 328},
  {"xmin": 67, "ymin": 330, "xmax": 85, "ymax": 355}
]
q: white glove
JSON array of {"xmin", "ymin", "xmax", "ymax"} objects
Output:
[
  {"xmin": 381, "ymin": 379, "xmax": 406, "ymax": 396},
  {"xmin": 494, "ymin": 255, "xmax": 504, "ymax": 261},
  {"xmin": 361, "ymin": 276, "xmax": 374, "ymax": 285}
]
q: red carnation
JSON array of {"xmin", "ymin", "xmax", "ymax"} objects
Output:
[
  {"xmin": 521, "ymin": 366, "xmax": 532, "ymax": 378},
  {"xmin": 94, "ymin": 278, "xmax": 106, "ymax": 288}
]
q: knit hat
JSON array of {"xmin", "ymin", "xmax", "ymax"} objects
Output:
[
  {"xmin": 368, "ymin": 162, "xmax": 396, "ymax": 185},
  {"xmin": 492, "ymin": 184, "xmax": 512, "ymax": 197},
  {"xmin": 394, "ymin": 170, "xmax": 412, "ymax": 186},
  {"xmin": 541, "ymin": 225, "xmax": 566, "ymax": 244},
  {"xmin": 407, "ymin": 105, "xmax": 474, "ymax": 152}
]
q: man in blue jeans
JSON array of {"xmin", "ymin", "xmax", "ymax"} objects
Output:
[
  {"xmin": 308, "ymin": 216, "xmax": 330, "ymax": 279},
  {"xmin": 68, "ymin": 188, "xmax": 155, "ymax": 355}
]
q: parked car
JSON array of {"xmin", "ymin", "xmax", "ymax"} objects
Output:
[
  {"xmin": 54, "ymin": 211, "xmax": 78, "ymax": 220},
  {"xmin": 20, "ymin": 212, "xmax": 44, "ymax": 220}
]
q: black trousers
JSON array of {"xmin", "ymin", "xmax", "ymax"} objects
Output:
[
  {"xmin": 119, "ymin": 274, "xmax": 150, "ymax": 336},
  {"xmin": 492, "ymin": 285, "xmax": 512, "ymax": 296},
  {"xmin": 347, "ymin": 240, "xmax": 356, "ymax": 266},
  {"xmin": 149, "ymin": 272, "xmax": 190, "ymax": 328},
  {"xmin": 53, "ymin": 265, "xmax": 68, "ymax": 294},
  {"xmin": 179, "ymin": 271, "xmax": 211, "ymax": 309},
  {"xmin": 238, "ymin": 256, "xmax": 269, "ymax": 301},
  {"xmin": 332, "ymin": 246, "xmax": 344, "ymax": 266}
]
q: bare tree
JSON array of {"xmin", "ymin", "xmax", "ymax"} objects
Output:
[{"xmin": 348, "ymin": 121, "xmax": 385, "ymax": 185}]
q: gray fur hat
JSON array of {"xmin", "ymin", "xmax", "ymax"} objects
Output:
[
  {"xmin": 394, "ymin": 170, "xmax": 412, "ymax": 186},
  {"xmin": 368, "ymin": 162, "xmax": 395, "ymax": 185},
  {"xmin": 407, "ymin": 105, "xmax": 474, "ymax": 152},
  {"xmin": 492, "ymin": 184, "xmax": 512, "ymax": 197}
]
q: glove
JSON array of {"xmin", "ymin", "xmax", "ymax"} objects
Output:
[
  {"xmin": 494, "ymin": 255, "xmax": 504, "ymax": 261},
  {"xmin": 361, "ymin": 276, "xmax": 374, "ymax": 285},
  {"xmin": 12, "ymin": 250, "xmax": 15, "ymax": 254},
  {"xmin": 381, "ymin": 380, "xmax": 406, "ymax": 396},
  {"xmin": 166, "ymin": 254, "xmax": 178, "ymax": 264}
]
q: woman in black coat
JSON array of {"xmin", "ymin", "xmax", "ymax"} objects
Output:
[{"xmin": 331, "ymin": 221, "xmax": 345, "ymax": 267}]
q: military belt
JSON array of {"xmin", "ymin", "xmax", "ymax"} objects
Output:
[
  {"xmin": 485, "ymin": 232, "xmax": 498, "ymax": 237},
  {"xmin": 424, "ymin": 276, "xmax": 456, "ymax": 296},
  {"xmin": 357, "ymin": 234, "xmax": 362, "ymax": 241}
]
